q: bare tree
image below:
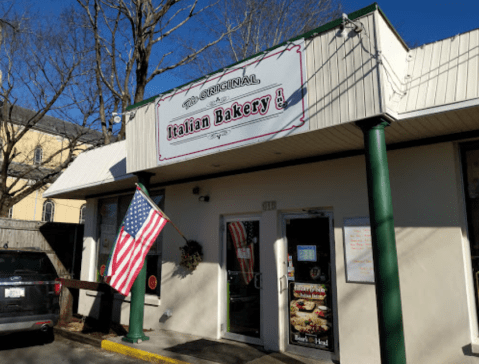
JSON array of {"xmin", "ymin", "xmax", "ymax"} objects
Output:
[
  {"xmin": 181, "ymin": 0, "xmax": 342, "ymax": 77},
  {"xmin": 76, "ymin": 0, "xmax": 247, "ymax": 142},
  {"xmin": 0, "ymin": 10, "xmax": 103, "ymax": 217}
]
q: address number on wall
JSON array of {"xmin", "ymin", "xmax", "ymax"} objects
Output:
[{"xmin": 262, "ymin": 201, "xmax": 277, "ymax": 211}]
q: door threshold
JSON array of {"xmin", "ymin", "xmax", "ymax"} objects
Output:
[
  {"xmin": 222, "ymin": 332, "xmax": 263, "ymax": 346},
  {"xmin": 282, "ymin": 349, "xmax": 338, "ymax": 364}
]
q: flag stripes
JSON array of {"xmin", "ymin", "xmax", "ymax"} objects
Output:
[
  {"xmin": 228, "ymin": 221, "xmax": 255, "ymax": 285},
  {"xmin": 105, "ymin": 188, "xmax": 168, "ymax": 296}
]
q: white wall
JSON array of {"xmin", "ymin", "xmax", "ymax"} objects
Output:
[
  {"xmin": 80, "ymin": 141, "xmax": 475, "ymax": 364},
  {"xmin": 158, "ymin": 141, "xmax": 472, "ymax": 363}
]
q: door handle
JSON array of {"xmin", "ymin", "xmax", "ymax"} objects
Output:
[
  {"xmin": 279, "ymin": 274, "xmax": 287, "ymax": 292},
  {"xmin": 254, "ymin": 273, "xmax": 262, "ymax": 289}
]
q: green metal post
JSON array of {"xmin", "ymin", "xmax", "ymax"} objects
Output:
[
  {"xmin": 358, "ymin": 118, "xmax": 407, "ymax": 364},
  {"xmin": 123, "ymin": 174, "xmax": 153, "ymax": 343}
]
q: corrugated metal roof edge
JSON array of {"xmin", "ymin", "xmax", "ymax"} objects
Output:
[
  {"xmin": 43, "ymin": 140, "xmax": 130, "ymax": 198},
  {"xmin": 126, "ymin": 2, "xmax": 400, "ymax": 112},
  {"xmin": 410, "ymin": 25, "xmax": 479, "ymax": 50}
]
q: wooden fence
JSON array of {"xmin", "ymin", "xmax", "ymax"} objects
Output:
[{"xmin": 0, "ymin": 218, "xmax": 84, "ymax": 321}]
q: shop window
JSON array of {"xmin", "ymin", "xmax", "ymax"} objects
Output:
[
  {"xmin": 96, "ymin": 189, "xmax": 165, "ymax": 296},
  {"xmin": 79, "ymin": 204, "xmax": 86, "ymax": 224},
  {"xmin": 34, "ymin": 147, "xmax": 43, "ymax": 165},
  {"xmin": 42, "ymin": 200, "xmax": 55, "ymax": 222}
]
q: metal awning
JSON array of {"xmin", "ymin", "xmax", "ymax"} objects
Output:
[{"xmin": 44, "ymin": 140, "xmax": 136, "ymax": 200}]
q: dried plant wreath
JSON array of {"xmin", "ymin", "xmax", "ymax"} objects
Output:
[{"xmin": 179, "ymin": 240, "xmax": 203, "ymax": 271}]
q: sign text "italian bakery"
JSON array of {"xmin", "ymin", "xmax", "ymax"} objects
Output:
[{"xmin": 167, "ymin": 87, "xmax": 286, "ymax": 141}]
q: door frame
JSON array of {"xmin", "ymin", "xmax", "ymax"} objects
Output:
[
  {"xmin": 220, "ymin": 214, "xmax": 263, "ymax": 346},
  {"xmin": 280, "ymin": 210, "xmax": 339, "ymax": 361}
]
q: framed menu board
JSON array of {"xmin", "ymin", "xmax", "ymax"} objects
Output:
[{"xmin": 343, "ymin": 217, "xmax": 375, "ymax": 283}]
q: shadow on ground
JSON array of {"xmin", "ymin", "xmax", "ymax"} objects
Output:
[
  {"xmin": 165, "ymin": 339, "xmax": 312, "ymax": 364},
  {"xmin": 0, "ymin": 330, "xmax": 54, "ymax": 351}
]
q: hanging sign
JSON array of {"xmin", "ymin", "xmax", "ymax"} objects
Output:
[
  {"xmin": 343, "ymin": 217, "xmax": 375, "ymax": 283},
  {"xmin": 155, "ymin": 40, "xmax": 308, "ymax": 165}
]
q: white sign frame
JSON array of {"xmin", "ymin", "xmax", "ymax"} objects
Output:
[
  {"xmin": 155, "ymin": 40, "xmax": 308, "ymax": 165},
  {"xmin": 343, "ymin": 217, "xmax": 375, "ymax": 284}
]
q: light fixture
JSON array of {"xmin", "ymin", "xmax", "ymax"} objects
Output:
[
  {"xmin": 193, "ymin": 187, "xmax": 209, "ymax": 202},
  {"xmin": 112, "ymin": 110, "xmax": 136, "ymax": 124},
  {"xmin": 198, "ymin": 195, "xmax": 210, "ymax": 202},
  {"xmin": 338, "ymin": 13, "xmax": 363, "ymax": 38}
]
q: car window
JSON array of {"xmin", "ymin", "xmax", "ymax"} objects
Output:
[{"xmin": 0, "ymin": 252, "xmax": 57, "ymax": 275}]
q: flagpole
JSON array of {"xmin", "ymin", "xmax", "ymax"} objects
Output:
[
  {"xmin": 135, "ymin": 183, "xmax": 189, "ymax": 243},
  {"xmin": 123, "ymin": 179, "xmax": 151, "ymax": 344}
]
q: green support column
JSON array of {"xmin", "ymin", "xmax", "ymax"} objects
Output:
[
  {"xmin": 357, "ymin": 118, "xmax": 407, "ymax": 364},
  {"xmin": 123, "ymin": 173, "xmax": 154, "ymax": 343}
]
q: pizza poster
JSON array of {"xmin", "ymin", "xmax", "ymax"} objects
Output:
[{"xmin": 289, "ymin": 282, "xmax": 333, "ymax": 351}]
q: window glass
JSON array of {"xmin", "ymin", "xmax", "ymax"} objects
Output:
[
  {"xmin": 42, "ymin": 200, "xmax": 55, "ymax": 222},
  {"xmin": 226, "ymin": 220, "xmax": 261, "ymax": 338},
  {"xmin": 97, "ymin": 198, "xmax": 118, "ymax": 281},
  {"xmin": 79, "ymin": 204, "xmax": 86, "ymax": 224},
  {"xmin": 146, "ymin": 191, "xmax": 164, "ymax": 296},
  {"xmin": 462, "ymin": 144, "xmax": 479, "ymax": 327},
  {"xmin": 34, "ymin": 147, "xmax": 43, "ymax": 165},
  {"xmin": 0, "ymin": 252, "xmax": 57, "ymax": 275}
]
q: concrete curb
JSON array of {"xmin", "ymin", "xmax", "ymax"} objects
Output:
[
  {"xmin": 101, "ymin": 340, "xmax": 191, "ymax": 364},
  {"xmin": 55, "ymin": 327, "xmax": 191, "ymax": 364},
  {"xmin": 54, "ymin": 327, "xmax": 102, "ymax": 348}
]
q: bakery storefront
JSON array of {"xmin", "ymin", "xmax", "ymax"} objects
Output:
[{"xmin": 45, "ymin": 4, "xmax": 479, "ymax": 364}]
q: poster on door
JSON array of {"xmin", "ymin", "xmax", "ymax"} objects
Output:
[{"xmin": 289, "ymin": 282, "xmax": 333, "ymax": 351}]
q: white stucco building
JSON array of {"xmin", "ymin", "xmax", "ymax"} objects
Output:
[{"xmin": 45, "ymin": 4, "xmax": 479, "ymax": 363}]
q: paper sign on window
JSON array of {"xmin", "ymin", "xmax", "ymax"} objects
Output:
[{"xmin": 343, "ymin": 217, "xmax": 374, "ymax": 283}]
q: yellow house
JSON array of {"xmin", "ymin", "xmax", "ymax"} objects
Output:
[{"xmin": 3, "ymin": 106, "xmax": 103, "ymax": 224}]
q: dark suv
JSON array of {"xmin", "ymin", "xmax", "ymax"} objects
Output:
[{"xmin": 0, "ymin": 249, "xmax": 61, "ymax": 337}]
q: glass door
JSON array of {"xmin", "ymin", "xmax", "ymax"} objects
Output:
[
  {"xmin": 223, "ymin": 217, "xmax": 262, "ymax": 345},
  {"xmin": 282, "ymin": 212, "xmax": 338, "ymax": 360}
]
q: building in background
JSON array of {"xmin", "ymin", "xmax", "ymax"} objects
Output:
[{"xmin": 3, "ymin": 106, "xmax": 103, "ymax": 224}]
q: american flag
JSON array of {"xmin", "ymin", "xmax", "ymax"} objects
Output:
[
  {"xmin": 228, "ymin": 221, "xmax": 255, "ymax": 285},
  {"xmin": 104, "ymin": 187, "xmax": 168, "ymax": 296}
]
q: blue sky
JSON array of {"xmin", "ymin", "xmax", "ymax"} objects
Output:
[
  {"xmin": 343, "ymin": 1, "xmax": 479, "ymax": 47},
  {"xmin": 153, "ymin": 0, "xmax": 479, "ymax": 96},
  {"xmin": 18, "ymin": 0, "xmax": 479, "ymax": 100}
]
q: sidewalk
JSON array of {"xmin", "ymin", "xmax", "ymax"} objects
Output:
[{"xmin": 57, "ymin": 326, "xmax": 335, "ymax": 364}]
